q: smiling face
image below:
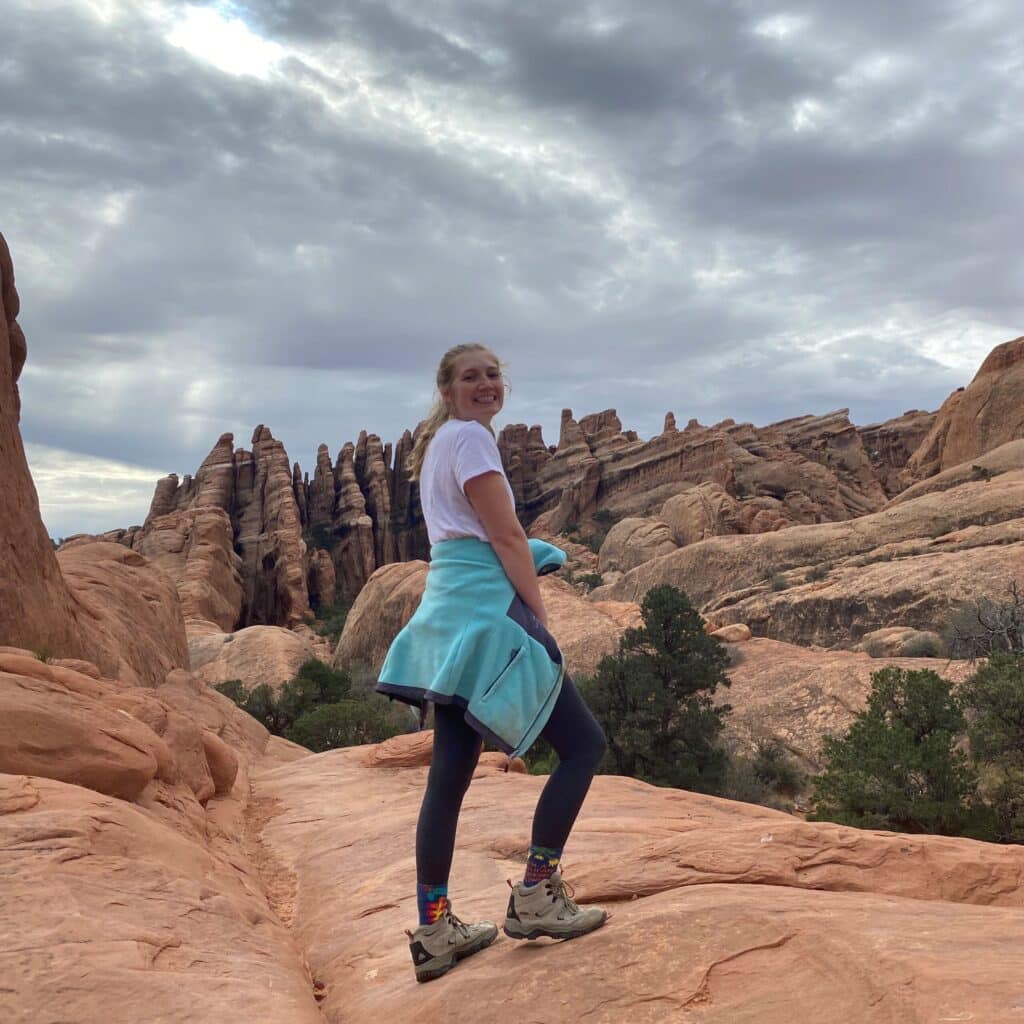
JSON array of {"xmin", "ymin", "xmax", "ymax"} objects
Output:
[{"xmin": 442, "ymin": 349, "xmax": 505, "ymax": 426}]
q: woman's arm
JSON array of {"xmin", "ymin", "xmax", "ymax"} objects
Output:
[{"xmin": 463, "ymin": 471, "xmax": 548, "ymax": 628}]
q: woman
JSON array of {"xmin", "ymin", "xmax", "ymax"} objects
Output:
[{"xmin": 376, "ymin": 343, "xmax": 609, "ymax": 983}]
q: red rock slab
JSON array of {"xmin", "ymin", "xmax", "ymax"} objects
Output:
[
  {"xmin": 572, "ymin": 817, "xmax": 1024, "ymax": 906},
  {"xmin": 0, "ymin": 671, "xmax": 168, "ymax": 800},
  {"xmin": 253, "ymin": 745, "xmax": 1024, "ymax": 1024},
  {"xmin": 0, "ymin": 775, "xmax": 323, "ymax": 1024}
]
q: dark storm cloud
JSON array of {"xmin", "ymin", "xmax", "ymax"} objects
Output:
[{"xmin": 5, "ymin": 0, "xmax": 1022, "ymax": 538}]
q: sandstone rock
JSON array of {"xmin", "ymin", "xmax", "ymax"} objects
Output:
[
  {"xmin": 540, "ymin": 576, "xmax": 643, "ymax": 678},
  {"xmin": 190, "ymin": 624, "xmax": 320, "ymax": 694},
  {"xmin": 57, "ymin": 541, "xmax": 190, "ymax": 688},
  {"xmin": 51, "ymin": 657, "xmax": 102, "ymax": 678},
  {"xmin": 660, "ymin": 482, "xmax": 745, "ymax": 545},
  {"xmin": 252, "ymin": 744, "xmax": 1024, "ymax": 1024},
  {"xmin": 0, "ymin": 666, "xmax": 166, "ymax": 800},
  {"xmin": 201, "ymin": 728, "xmax": 239, "ymax": 796},
  {"xmin": 331, "ymin": 441, "xmax": 377, "ymax": 600},
  {"xmin": 333, "ymin": 560, "xmax": 428, "ymax": 674},
  {"xmin": 710, "ymin": 537, "xmax": 1024, "ymax": 649},
  {"xmin": 711, "ymin": 623, "xmax": 752, "ymax": 643},
  {"xmin": 360, "ymin": 729, "xmax": 433, "ymax": 768},
  {"xmin": 720, "ymin": 638, "xmax": 973, "ymax": 769},
  {"xmin": 598, "ymin": 468, "xmax": 1024, "ymax": 647},
  {"xmin": 355, "ymin": 431, "xmax": 396, "ymax": 567},
  {"xmin": 139, "ymin": 428, "xmax": 311, "ymax": 629},
  {"xmin": 597, "ymin": 517, "xmax": 677, "ymax": 573},
  {"xmin": 0, "ymin": 233, "xmax": 107, "ymax": 665},
  {"xmin": 858, "ymin": 408, "xmax": 937, "ymax": 496},
  {"xmin": 907, "ymin": 336, "xmax": 1024, "ymax": 478},
  {"xmin": 888, "ymin": 437, "xmax": 1024, "ymax": 506},
  {"xmin": 132, "ymin": 506, "xmax": 243, "ymax": 631},
  {"xmin": 306, "ymin": 547, "xmax": 337, "ymax": 610},
  {"xmin": 0, "ymin": 775, "xmax": 323, "ymax": 1024},
  {"xmin": 856, "ymin": 626, "xmax": 944, "ymax": 658}
]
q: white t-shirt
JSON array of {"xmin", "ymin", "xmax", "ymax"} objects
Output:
[{"xmin": 420, "ymin": 418, "xmax": 516, "ymax": 545}]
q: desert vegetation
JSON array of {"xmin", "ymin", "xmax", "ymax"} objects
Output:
[
  {"xmin": 216, "ymin": 658, "xmax": 407, "ymax": 752},
  {"xmin": 810, "ymin": 655, "xmax": 1024, "ymax": 843}
]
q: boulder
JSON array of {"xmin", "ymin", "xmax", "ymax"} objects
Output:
[
  {"xmin": 190, "ymin": 624, "xmax": 320, "ymax": 694},
  {"xmin": 57, "ymin": 540, "xmax": 190, "ymax": 688},
  {"xmin": 597, "ymin": 517, "xmax": 678, "ymax": 573}
]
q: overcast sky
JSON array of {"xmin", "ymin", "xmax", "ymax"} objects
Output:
[{"xmin": 5, "ymin": 0, "xmax": 1022, "ymax": 538}]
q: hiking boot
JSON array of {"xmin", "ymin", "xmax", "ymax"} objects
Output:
[
  {"xmin": 407, "ymin": 908, "xmax": 498, "ymax": 983},
  {"xmin": 503, "ymin": 870, "xmax": 607, "ymax": 941}
]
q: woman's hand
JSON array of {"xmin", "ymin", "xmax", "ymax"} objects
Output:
[{"xmin": 463, "ymin": 471, "xmax": 548, "ymax": 625}]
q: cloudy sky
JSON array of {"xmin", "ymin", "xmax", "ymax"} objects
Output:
[{"xmin": 5, "ymin": 0, "xmax": 1022, "ymax": 538}]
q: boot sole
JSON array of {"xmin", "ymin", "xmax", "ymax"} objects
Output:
[
  {"xmin": 414, "ymin": 930, "xmax": 498, "ymax": 983},
  {"xmin": 502, "ymin": 913, "xmax": 607, "ymax": 942}
]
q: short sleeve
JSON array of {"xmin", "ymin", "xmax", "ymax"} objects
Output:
[{"xmin": 452, "ymin": 422, "xmax": 506, "ymax": 492}]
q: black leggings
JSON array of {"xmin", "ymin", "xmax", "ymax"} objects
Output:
[{"xmin": 415, "ymin": 675, "xmax": 607, "ymax": 885}]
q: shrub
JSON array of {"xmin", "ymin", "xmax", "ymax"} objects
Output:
[
  {"xmin": 214, "ymin": 679, "xmax": 249, "ymax": 705},
  {"xmin": 33, "ymin": 645, "xmax": 53, "ymax": 663},
  {"xmin": 313, "ymin": 600, "xmax": 351, "ymax": 645},
  {"xmin": 970, "ymin": 464, "xmax": 992, "ymax": 482},
  {"xmin": 581, "ymin": 585, "xmax": 732, "ymax": 793},
  {"xmin": 769, "ymin": 574, "xmax": 789, "ymax": 592},
  {"xmin": 942, "ymin": 583, "xmax": 1024, "ymax": 661},
  {"xmin": 524, "ymin": 736, "xmax": 559, "ymax": 776},
  {"xmin": 961, "ymin": 652, "xmax": 1024, "ymax": 766},
  {"xmin": 901, "ymin": 633, "xmax": 945, "ymax": 659},
  {"xmin": 591, "ymin": 508, "xmax": 622, "ymax": 529},
  {"xmin": 752, "ymin": 739, "xmax": 804, "ymax": 795},
  {"xmin": 215, "ymin": 660, "xmax": 353, "ymax": 737},
  {"xmin": 805, "ymin": 563, "xmax": 830, "ymax": 583},
  {"xmin": 720, "ymin": 756, "xmax": 777, "ymax": 807},
  {"xmin": 577, "ymin": 572, "xmax": 604, "ymax": 592},
  {"xmin": 287, "ymin": 701, "xmax": 399, "ymax": 752},
  {"xmin": 810, "ymin": 666, "xmax": 976, "ymax": 835}
]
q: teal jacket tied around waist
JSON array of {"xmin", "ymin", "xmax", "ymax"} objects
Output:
[{"xmin": 375, "ymin": 537, "xmax": 567, "ymax": 758}]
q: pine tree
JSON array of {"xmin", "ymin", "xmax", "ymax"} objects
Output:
[
  {"xmin": 810, "ymin": 666, "xmax": 976, "ymax": 834},
  {"xmin": 582, "ymin": 585, "xmax": 731, "ymax": 792}
]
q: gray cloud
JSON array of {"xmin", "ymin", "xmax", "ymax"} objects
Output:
[{"xmin": 4, "ymin": 0, "xmax": 1020, "ymax": 539}]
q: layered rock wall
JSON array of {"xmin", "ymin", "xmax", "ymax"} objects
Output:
[{"xmin": 119, "ymin": 339, "xmax": 1022, "ymax": 631}]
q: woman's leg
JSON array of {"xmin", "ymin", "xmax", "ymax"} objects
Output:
[
  {"xmin": 415, "ymin": 702, "xmax": 483, "ymax": 889},
  {"xmin": 530, "ymin": 675, "xmax": 607, "ymax": 854}
]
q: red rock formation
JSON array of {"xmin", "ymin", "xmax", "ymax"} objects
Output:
[
  {"xmin": 0, "ymin": 234, "xmax": 107, "ymax": 664},
  {"xmin": 907, "ymin": 336, "xmax": 1024, "ymax": 478},
  {"xmin": 255, "ymin": 741, "xmax": 1024, "ymax": 1024},
  {"xmin": 135, "ymin": 427, "xmax": 311, "ymax": 629},
  {"xmin": 858, "ymin": 408, "xmax": 937, "ymax": 496}
]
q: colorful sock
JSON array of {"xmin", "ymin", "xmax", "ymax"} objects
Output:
[
  {"xmin": 417, "ymin": 883, "xmax": 449, "ymax": 926},
  {"xmin": 523, "ymin": 844, "xmax": 562, "ymax": 887}
]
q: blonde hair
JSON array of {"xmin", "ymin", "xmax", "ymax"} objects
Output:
[{"xmin": 408, "ymin": 343, "xmax": 504, "ymax": 481}]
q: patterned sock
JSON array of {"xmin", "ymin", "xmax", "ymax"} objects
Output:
[
  {"xmin": 417, "ymin": 883, "xmax": 449, "ymax": 926},
  {"xmin": 523, "ymin": 844, "xmax": 562, "ymax": 887}
]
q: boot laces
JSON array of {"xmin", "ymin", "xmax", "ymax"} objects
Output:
[
  {"xmin": 444, "ymin": 907, "xmax": 472, "ymax": 939},
  {"xmin": 548, "ymin": 876, "xmax": 579, "ymax": 913}
]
